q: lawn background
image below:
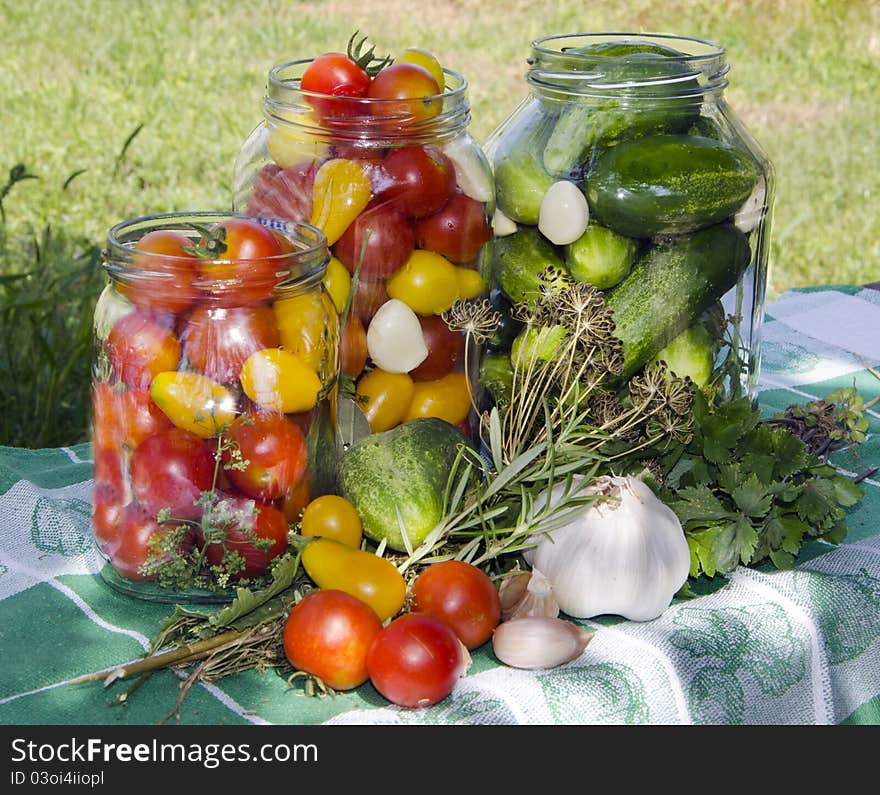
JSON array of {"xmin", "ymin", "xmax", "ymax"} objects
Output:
[{"xmin": 0, "ymin": 0, "xmax": 878, "ymax": 445}]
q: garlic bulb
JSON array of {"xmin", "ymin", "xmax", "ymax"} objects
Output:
[
  {"xmin": 525, "ymin": 475, "xmax": 690, "ymax": 622},
  {"xmin": 492, "ymin": 616, "xmax": 593, "ymax": 670},
  {"xmin": 498, "ymin": 569, "xmax": 560, "ymax": 622}
]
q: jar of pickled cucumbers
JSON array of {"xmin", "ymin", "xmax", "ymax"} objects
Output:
[
  {"xmin": 233, "ymin": 44, "xmax": 494, "ymax": 441},
  {"xmin": 91, "ymin": 212, "xmax": 336, "ymax": 601},
  {"xmin": 481, "ymin": 33, "xmax": 773, "ymax": 413}
]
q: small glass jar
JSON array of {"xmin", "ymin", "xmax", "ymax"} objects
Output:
[
  {"xmin": 482, "ymin": 33, "xmax": 773, "ymax": 407},
  {"xmin": 91, "ymin": 212, "xmax": 337, "ymax": 602},
  {"xmin": 233, "ymin": 59, "xmax": 494, "ymax": 440}
]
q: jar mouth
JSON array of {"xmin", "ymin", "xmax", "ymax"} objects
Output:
[
  {"xmin": 105, "ymin": 212, "xmax": 329, "ymax": 291},
  {"xmin": 264, "ymin": 59, "xmax": 471, "ymax": 144},
  {"xmin": 528, "ymin": 32, "xmax": 729, "ymax": 98}
]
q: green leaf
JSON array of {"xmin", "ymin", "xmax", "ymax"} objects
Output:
[
  {"xmin": 730, "ymin": 474, "xmax": 773, "ymax": 518},
  {"xmin": 830, "ymin": 475, "xmax": 865, "ymax": 508},
  {"xmin": 770, "ymin": 429, "xmax": 808, "ymax": 480},
  {"xmin": 764, "ymin": 513, "xmax": 808, "ymax": 554},
  {"xmin": 670, "ymin": 485, "xmax": 734, "ymax": 526},
  {"xmin": 796, "ymin": 478, "xmax": 839, "ymax": 527},
  {"xmin": 701, "ymin": 398, "xmax": 759, "ymax": 464},
  {"xmin": 208, "ymin": 553, "xmax": 300, "ymax": 630},
  {"xmin": 686, "ymin": 527, "xmax": 721, "ymax": 578},
  {"xmin": 822, "ymin": 522, "xmax": 849, "ymax": 545},
  {"xmin": 717, "ymin": 463, "xmax": 746, "ymax": 493},
  {"xmin": 769, "ymin": 549, "xmax": 796, "ymax": 570},
  {"xmin": 711, "ymin": 514, "xmax": 760, "ymax": 570}
]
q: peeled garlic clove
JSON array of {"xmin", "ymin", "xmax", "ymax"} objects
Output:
[
  {"xmin": 442, "ymin": 137, "xmax": 493, "ymax": 203},
  {"xmin": 538, "ymin": 180, "xmax": 589, "ymax": 245},
  {"xmin": 734, "ymin": 175, "xmax": 767, "ymax": 233},
  {"xmin": 499, "ymin": 568, "xmax": 560, "ymax": 621},
  {"xmin": 492, "ymin": 616, "xmax": 593, "ymax": 670},
  {"xmin": 366, "ymin": 299, "xmax": 428, "ymax": 373},
  {"xmin": 492, "ymin": 208, "xmax": 518, "ymax": 237}
]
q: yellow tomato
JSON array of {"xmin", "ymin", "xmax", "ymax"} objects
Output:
[
  {"xmin": 455, "ymin": 266, "xmax": 485, "ymax": 299},
  {"xmin": 386, "ymin": 250, "xmax": 460, "ymax": 315},
  {"xmin": 321, "ymin": 255, "xmax": 351, "ymax": 313},
  {"xmin": 240, "ymin": 348, "xmax": 322, "ymax": 413},
  {"xmin": 266, "ymin": 110, "xmax": 329, "ymax": 169},
  {"xmin": 150, "ymin": 371, "xmax": 237, "ymax": 438},
  {"xmin": 394, "ymin": 48, "xmax": 445, "ymax": 92},
  {"xmin": 272, "ymin": 290, "xmax": 329, "ymax": 371},
  {"xmin": 300, "ymin": 494, "xmax": 363, "ymax": 548},
  {"xmin": 301, "ymin": 537, "xmax": 406, "ymax": 621},
  {"xmin": 310, "ymin": 159, "xmax": 372, "ymax": 245},
  {"xmin": 355, "ymin": 369, "xmax": 415, "ymax": 433},
  {"xmin": 404, "ymin": 371, "xmax": 471, "ymax": 425}
]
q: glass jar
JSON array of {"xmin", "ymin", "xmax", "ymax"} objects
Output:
[
  {"xmin": 91, "ymin": 212, "xmax": 337, "ymax": 602},
  {"xmin": 233, "ymin": 59, "xmax": 494, "ymax": 441},
  {"xmin": 481, "ymin": 33, "xmax": 773, "ymax": 411}
]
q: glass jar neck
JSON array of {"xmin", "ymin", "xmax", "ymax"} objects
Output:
[
  {"xmin": 264, "ymin": 60, "xmax": 472, "ymax": 146},
  {"xmin": 527, "ymin": 32, "xmax": 729, "ymax": 102}
]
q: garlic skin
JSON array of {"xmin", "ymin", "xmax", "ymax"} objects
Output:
[
  {"xmin": 498, "ymin": 568, "xmax": 560, "ymax": 622},
  {"xmin": 525, "ymin": 476, "xmax": 690, "ymax": 622},
  {"xmin": 492, "ymin": 616, "xmax": 593, "ymax": 670}
]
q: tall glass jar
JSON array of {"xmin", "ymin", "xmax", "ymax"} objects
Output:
[
  {"xmin": 481, "ymin": 33, "xmax": 773, "ymax": 411},
  {"xmin": 233, "ymin": 59, "xmax": 494, "ymax": 442},
  {"xmin": 91, "ymin": 212, "xmax": 337, "ymax": 602}
]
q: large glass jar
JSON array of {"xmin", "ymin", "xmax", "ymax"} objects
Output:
[
  {"xmin": 481, "ymin": 33, "xmax": 773, "ymax": 413},
  {"xmin": 91, "ymin": 212, "xmax": 337, "ymax": 602},
  {"xmin": 233, "ymin": 59, "xmax": 494, "ymax": 441}
]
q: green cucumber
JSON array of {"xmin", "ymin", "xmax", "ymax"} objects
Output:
[
  {"xmin": 587, "ymin": 134, "xmax": 759, "ymax": 238},
  {"xmin": 565, "ymin": 221, "xmax": 638, "ymax": 289},
  {"xmin": 492, "ymin": 225, "xmax": 568, "ymax": 303},
  {"xmin": 606, "ymin": 223, "xmax": 750, "ymax": 377},
  {"xmin": 652, "ymin": 323, "xmax": 716, "ymax": 387},
  {"xmin": 479, "ymin": 352, "xmax": 514, "ymax": 408},
  {"xmin": 494, "ymin": 111, "xmax": 556, "ymax": 224}
]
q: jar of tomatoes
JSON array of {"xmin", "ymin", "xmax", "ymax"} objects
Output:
[
  {"xmin": 91, "ymin": 212, "xmax": 337, "ymax": 601},
  {"xmin": 233, "ymin": 42, "xmax": 494, "ymax": 441},
  {"xmin": 481, "ymin": 33, "xmax": 773, "ymax": 414}
]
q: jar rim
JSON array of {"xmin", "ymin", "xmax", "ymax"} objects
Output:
[{"xmin": 531, "ymin": 31, "xmax": 725, "ymax": 61}]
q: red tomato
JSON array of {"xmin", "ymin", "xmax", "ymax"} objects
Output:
[
  {"xmin": 339, "ymin": 315, "xmax": 368, "ymax": 378},
  {"xmin": 203, "ymin": 494, "xmax": 289, "ymax": 579},
  {"xmin": 119, "ymin": 230, "xmax": 198, "ymax": 314},
  {"xmin": 92, "ymin": 481, "xmax": 125, "ymax": 555},
  {"xmin": 301, "ymin": 53, "xmax": 371, "ymax": 119},
  {"xmin": 410, "ymin": 560, "xmax": 501, "ymax": 649},
  {"xmin": 222, "ymin": 412, "xmax": 308, "ymax": 501},
  {"xmin": 366, "ymin": 63, "xmax": 442, "ymax": 125},
  {"xmin": 247, "ymin": 162, "xmax": 317, "ymax": 226},
  {"xmin": 379, "ymin": 146, "xmax": 457, "ymax": 219},
  {"xmin": 280, "ymin": 471, "xmax": 312, "ymax": 524},
  {"xmin": 106, "ymin": 310, "xmax": 181, "ymax": 388},
  {"xmin": 409, "ymin": 315, "xmax": 465, "ymax": 381},
  {"xmin": 93, "ymin": 445, "xmax": 124, "ymax": 494},
  {"xmin": 118, "ymin": 387, "xmax": 174, "ymax": 449},
  {"xmin": 284, "ymin": 590, "xmax": 382, "ymax": 691},
  {"xmin": 332, "ymin": 201, "xmax": 414, "ymax": 281},
  {"xmin": 181, "ymin": 304, "xmax": 280, "ymax": 384},
  {"xmin": 415, "ymin": 190, "xmax": 492, "ymax": 263},
  {"xmin": 366, "ymin": 613, "xmax": 467, "ymax": 708},
  {"xmin": 129, "ymin": 428, "xmax": 215, "ymax": 521},
  {"xmin": 197, "ymin": 218, "xmax": 286, "ymax": 306},
  {"xmin": 110, "ymin": 503, "xmax": 192, "ymax": 582},
  {"xmin": 349, "ymin": 278, "xmax": 389, "ymax": 325}
]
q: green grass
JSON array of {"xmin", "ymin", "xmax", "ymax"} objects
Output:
[{"xmin": 1, "ymin": 0, "xmax": 878, "ymax": 446}]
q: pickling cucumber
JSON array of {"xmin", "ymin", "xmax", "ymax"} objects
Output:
[
  {"xmin": 587, "ymin": 134, "xmax": 759, "ymax": 238},
  {"xmin": 494, "ymin": 111, "xmax": 556, "ymax": 224},
  {"xmin": 565, "ymin": 221, "xmax": 638, "ymax": 289},
  {"xmin": 652, "ymin": 323, "xmax": 716, "ymax": 387},
  {"xmin": 492, "ymin": 225, "xmax": 568, "ymax": 303},
  {"xmin": 606, "ymin": 223, "xmax": 750, "ymax": 377}
]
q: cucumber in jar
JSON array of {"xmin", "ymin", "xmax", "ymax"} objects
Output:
[
  {"xmin": 606, "ymin": 223, "xmax": 751, "ymax": 378},
  {"xmin": 565, "ymin": 221, "xmax": 639, "ymax": 290},
  {"xmin": 492, "ymin": 224, "xmax": 568, "ymax": 303}
]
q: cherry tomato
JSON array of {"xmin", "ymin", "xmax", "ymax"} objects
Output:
[
  {"xmin": 283, "ymin": 590, "xmax": 382, "ymax": 691},
  {"xmin": 404, "ymin": 372, "xmax": 472, "ymax": 426},
  {"xmin": 300, "ymin": 494, "xmax": 362, "ymax": 548},
  {"xmin": 386, "ymin": 250, "xmax": 460, "ymax": 315},
  {"xmin": 93, "ymin": 444, "xmax": 125, "ymax": 494},
  {"xmin": 266, "ymin": 109, "xmax": 330, "ymax": 169},
  {"xmin": 117, "ymin": 387, "xmax": 174, "ymax": 449},
  {"xmin": 301, "ymin": 537, "xmax": 406, "ymax": 622},
  {"xmin": 240, "ymin": 348, "xmax": 322, "ymax": 414},
  {"xmin": 310, "ymin": 158, "xmax": 374, "ymax": 246},
  {"xmin": 409, "ymin": 315, "xmax": 465, "ymax": 381},
  {"xmin": 321, "ymin": 255, "xmax": 351, "ymax": 313},
  {"xmin": 129, "ymin": 428, "xmax": 215, "ymax": 521},
  {"xmin": 349, "ymin": 278, "xmax": 389, "ymax": 324},
  {"xmin": 92, "ymin": 481, "xmax": 125, "ymax": 556},
  {"xmin": 110, "ymin": 503, "xmax": 192, "ymax": 582},
  {"xmin": 339, "ymin": 315, "xmax": 368, "ymax": 378},
  {"xmin": 415, "ymin": 190, "xmax": 492, "ymax": 263},
  {"xmin": 197, "ymin": 218, "xmax": 285, "ymax": 306},
  {"xmin": 411, "ymin": 560, "xmax": 501, "ymax": 649},
  {"xmin": 301, "ymin": 53, "xmax": 371, "ymax": 119},
  {"xmin": 149, "ymin": 371, "xmax": 237, "ymax": 438},
  {"xmin": 106, "ymin": 310, "xmax": 181, "ymax": 389},
  {"xmin": 366, "ymin": 63, "xmax": 442, "ymax": 125},
  {"xmin": 203, "ymin": 494, "xmax": 290, "ymax": 579},
  {"xmin": 355, "ymin": 369, "xmax": 415, "ymax": 433},
  {"xmin": 182, "ymin": 305, "xmax": 280, "ymax": 384},
  {"xmin": 223, "ymin": 412, "xmax": 308, "ymax": 502},
  {"xmin": 379, "ymin": 146, "xmax": 456, "ymax": 219},
  {"xmin": 366, "ymin": 614, "xmax": 467, "ymax": 708},
  {"xmin": 272, "ymin": 290, "xmax": 331, "ymax": 372},
  {"xmin": 332, "ymin": 201, "xmax": 414, "ymax": 282},
  {"xmin": 118, "ymin": 230, "xmax": 198, "ymax": 314},
  {"xmin": 247, "ymin": 162, "xmax": 317, "ymax": 225},
  {"xmin": 394, "ymin": 48, "xmax": 445, "ymax": 91}
]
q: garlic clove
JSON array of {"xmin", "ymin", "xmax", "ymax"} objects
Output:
[
  {"xmin": 492, "ymin": 616, "xmax": 593, "ymax": 670},
  {"xmin": 538, "ymin": 180, "xmax": 589, "ymax": 246},
  {"xmin": 498, "ymin": 571, "xmax": 531, "ymax": 619},
  {"xmin": 365, "ymin": 299, "xmax": 429, "ymax": 373},
  {"xmin": 499, "ymin": 568, "xmax": 560, "ymax": 622}
]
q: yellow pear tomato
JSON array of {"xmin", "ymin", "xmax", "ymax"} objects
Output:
[
  {"xmin": 386, "ymin": 250, "xmax": 460, "ymax": 315},
  {"xmin": 404, "ymin": 371, "xmax": 471, "ymax": 426},
  {"xmin": 240, "ymin": 348, "xmax": 322, "ymax": 413},
  {"xmin": 272, "ymin": 290, "xmax": 331, "ymax": 371},
  {"xmin": 149, "ymin": 371, "xmax": 237, "ymax": 438},
  {"xmin": 266, "ymin": 110, "xmax": 330, "ymax": 169},
  {"xmin": 355, "ymin": 369, "xmax": 415, "ymax": 433},
  {"xmin": 321, "ymin": 254, "xmax": 352, "ymax": 313},
  {"xmin": 310, "ymin": 159, "xmax": 373, "ymax": 245}
]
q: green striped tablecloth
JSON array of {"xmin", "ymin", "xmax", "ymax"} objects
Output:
[{"xmin": 0, "ymin": 286, "xmax": 878, "ymax": 726}]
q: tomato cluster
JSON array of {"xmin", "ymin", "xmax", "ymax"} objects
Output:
[
  {"xmin": 246, "ymin": 41, "xmax": 493, "ymax": 437},
  {"xmin": 92, "ymin": 217, "xmax": 335, "ymax": 586},
  {"xmin": 283, "ymin": 555, "xmax": 500, "ymax": 708}
]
